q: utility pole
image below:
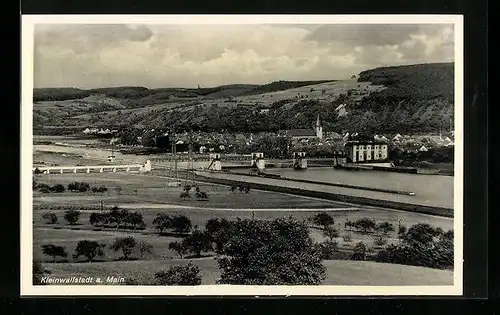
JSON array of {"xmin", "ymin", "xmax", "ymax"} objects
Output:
[
  {"xmin": 171, "ymin": 128, "xmax": 178, "ymax": 180},
  {"xmin": 188, "ymin": 130, "xmax": 194, "ymax": 185}
]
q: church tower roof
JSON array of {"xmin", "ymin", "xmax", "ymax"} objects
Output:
[{"xmin": 316, "ymin": 114, "xmax": 321, "ymax": 127}]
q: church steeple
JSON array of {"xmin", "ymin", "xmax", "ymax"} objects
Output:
[{"xmin": 315, "ymin": 114, "xmax": 323, "ymax": 139}]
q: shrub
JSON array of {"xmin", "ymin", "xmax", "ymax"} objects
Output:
[
  {"xmin": 153, "ymin": 213, "xmax": 173, "ymax": 234},
  {"xmin": 376, "ymin": 228, "xmax": 453, "ymax": 269},
  {"xmin": 351, "ymin": 242, "xmax": 367, "ymax": 261},
  {"xmin": 195, "ymin": 191, "xmax": 209, "ymax": 200},
  {"xmin": 33, "ymin": 259, "xmax": 47, "ymax": 285},
  {"xmin": 63, "ymin": 210, "xmax": 80, "ymax": 225},
  {"xmin": 217, "ymin": 217, "xmax": 326, "ymax": 285},
  {"xmin": 125, "ymin": 211, "xmax": 145, "ymax": 230},
  {"xmin": 137, "ymin": 241, "xmax": 153, "ymax": 259},
  {"xmin": 319, "ymin": 240, "xmax": 339, "ymax": 259},
  {"xmin": 373, "ymin": 235, "xmax": 388, "ymax": 247},
  {"xmin": 42, "ymin": 212, "xmax": 58, "ymax": 224},
  {"xmin": 154, "ymin": 262, "xmax": 201, "ymax": 285},
  {"xmin": 402, "ymin": 223, "xmax": 443, "ymax": 246},
  {"xmin": 182, "ymin": 229, "xmax": 212, "ymax": 257},
  {"xmin": 111, "ymin": 237, "xmax": 137, "ymax": 260},
  {"xmin": 170, "ymin": 215, "xmax": 192, "ymax": 234},
  {"xmin": 91, "ymin": 186, "xmax": 100, "ymax": 193},
  {"xmin": 89, "ymin": 212, "xmax": 102, "ymax": 226},
  {"xmin": 398, "ymin": 224, "xmax": 407, "ymax": 240},
  {"xmin": 109, "ymin": 208, "xmax": 129, "ymax": 229},
  {"xmin": 376, "ymin": 221, "xmax": 395, "ymax": 235},
  {"xmin": 322, "ymin": 225, "xmax": 339, "ymax": 242},
  {"xmin": 73, "ymin": 240, "xmax": 106, "ymax": 262},
  {"xmin": 124, "ymin": 278, "xmax": 139, "ymax": 285},
  {"xmin": 342, "ymin": 234, "xmax": 352, "ymax": 242},
  {"xmin": 353, "ymin": 218, "xmax": 376, "ymax": 234},
  {"xmin": 50, "ymin": 184, "xmax": 65, "ymax": 193},
  {"xmin": 311, "ymin": 212, "xmax": 335, "ymax": 229},
  {"xmin": 37, "ymin": 183, "xmax": 51, "ymax": 193},
  {"xmin": 41, "ymin": 244, "xmax": 68, "ymax": 262},
  {"xmin": 68, "ymin": 182, "xmax": 90, "ymax": 192},
  {"xmin": 169, "ymin": 241, "xmax": 187, "ymax": 259},
  {"xmin": 205, "ymin": 218, "xmax": 234, "ymax": 254}
]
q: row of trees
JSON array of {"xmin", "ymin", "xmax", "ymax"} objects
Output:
[
  {"xmin": 153, "ymin": 213, "xmax": 192, "ymax": 235},
  {"xmin": 35, "ymin": 215, "xmax": 454, "ymax": 285},
  {"xmin": 376, "ymin": 223, "xmax": 454, "ymax": 269},
  {"xmin": 179, "ymin": 185, "xmax": 209, "ymax": 200},
  {"xmin": 42, "ymin": 210, "xmax": 81, "ymax": 225},
  {"xmin": 309, "ymin": 213, "xmax": 396, "ymax": 235},
  {"xmin": 90, "ymin": 208, "xmax": 145, "ymax": 230},
  {"xmin": 42, "ymin": 208, "xmax": 145, "ymax": 230},
  {"xmin": 33, "ymin": 180, "xmax": 108, "ymax": 194},
  {"xmin": 35, "ymin": 183, "xmax": 66, "ymax": 193},
  {"xmin": 41, "ymin": 237, "xmax": 154, "ymax": 263}
]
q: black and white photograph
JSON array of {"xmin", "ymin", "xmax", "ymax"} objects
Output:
[{"xmin": 21, "ymin": 15, "xmax": 463, "ymax": 295}]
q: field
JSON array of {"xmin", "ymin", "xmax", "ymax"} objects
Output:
[
  {"xmin": 33, "ymin": 78, "xmax": 386, "ymax": 131},
  {"xmin": 43, "ymin": 257, "xmax": 453, "ymax": 286},
  {"xmin": 32, "ymin": 170, "xmax": 454, "ymax": 286}
]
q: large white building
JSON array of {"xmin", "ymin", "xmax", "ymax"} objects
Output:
[{"xmin": 345, "ymin": 140, "xmax": 388, "ymax": 163}]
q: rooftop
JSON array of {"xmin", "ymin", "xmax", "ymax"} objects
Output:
[{"xmin": 286, "ymin": 129, "xmax": 317, "ymax": 137}]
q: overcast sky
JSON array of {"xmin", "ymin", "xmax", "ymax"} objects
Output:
[{"xmin": 33, "ymin": 24, "xmax": 454, "ymax": 89}]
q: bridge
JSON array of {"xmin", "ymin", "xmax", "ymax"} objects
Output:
[
  {"xmin": 151, "ymin": 151, "xmax": 347, "ymax": 163},
  {"xmin": 33, "ymin": 160, "xmax": 152, "ymax": 175}
]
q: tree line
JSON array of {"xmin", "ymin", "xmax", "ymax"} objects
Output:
[
  {"xmin": 33, "ymin": 180, "xmax": 108, "ymax": 194},
  {"xmin": 35, "ymin": 212, "xmax": 453, "ymax": 285}
]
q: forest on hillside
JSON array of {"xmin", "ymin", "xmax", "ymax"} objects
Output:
[{"xmin": 33, "ymin": 63, "xmax": 454, "ymax": 135}]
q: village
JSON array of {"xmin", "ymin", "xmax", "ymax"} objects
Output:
[{"xmin": 78, "ymin": 114, "xmax": 455, "ymax": 166}]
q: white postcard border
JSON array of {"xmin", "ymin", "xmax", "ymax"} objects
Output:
[{"xmin": 21, "ymin": 14, "xmax": 464, "ymax": 296}]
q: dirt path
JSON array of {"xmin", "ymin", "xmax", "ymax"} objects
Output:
[{"xmin": 116, "ymin": 203, "xmax": 361, "ymax": 212}]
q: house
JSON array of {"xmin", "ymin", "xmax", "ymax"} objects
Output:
[
  {"xmin": 344, "ymin": 136, "xmax": 389, "ymax": 163},
  {"xmin": 393, "ymin": 133, "xmax": 403, "ymax": 142},
  {"xmin": 419, "ymin": 145, "xmax": 429, "ymax": 152},
  {"xmin": 335, "ymin": 104, "xmax": 348, "ymax": 117}
]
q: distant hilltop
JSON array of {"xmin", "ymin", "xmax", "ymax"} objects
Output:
[{"xmin": 33, "ymin": 62, "xmax": 454, "ymax": 135}]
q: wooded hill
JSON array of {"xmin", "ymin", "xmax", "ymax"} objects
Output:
[{"xmin": 33, "ymin": 63, "xmax": 454, "ymax": 135}]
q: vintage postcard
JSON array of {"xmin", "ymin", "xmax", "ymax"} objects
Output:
[{"xmin": 21, "ymin": 14, "xmax": 463, "ymax": 296}]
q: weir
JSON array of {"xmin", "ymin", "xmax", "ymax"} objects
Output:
[
  {"xmin": 293, "ymin": 152, "xmax": 307, "ymax": 170},
  {"xmin": 207, "ymin": 153, "xmax": 222, "ymax": 171},
  {"xmin": 251, "ymin": 153, "xmax": 265, "ymax": 170},
  {"xmin": 33, "ymin": 160, "xmax": 152, "ymax": 175}
]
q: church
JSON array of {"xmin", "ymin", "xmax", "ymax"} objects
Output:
[{"xmin": 286, "ymin": 114, "xmax": 323, "ymax": 141}]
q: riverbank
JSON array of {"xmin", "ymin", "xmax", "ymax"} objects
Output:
[{"xmin": 193, "ymin": 170, "xmax": 453, "ymax": 218}]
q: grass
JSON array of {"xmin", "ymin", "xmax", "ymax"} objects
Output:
[
  {"xmin": 33, "ymin": 172, "xmax": 343, "ymax": 209},
  {"xmin": 32, "ymin": 168, "xmax": 454, "ymax": 286},
  {"xmin": 42, "ymin": 257, "xmax": 453, "ymax": 286}
]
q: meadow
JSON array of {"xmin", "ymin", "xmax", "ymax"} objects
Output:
[{"xmin": 32, "ymin": 171, "xmax": 454, "ymax": 286}]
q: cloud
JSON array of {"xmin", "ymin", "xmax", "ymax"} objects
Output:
[
  {"xmin": 304, "ymin": 24, "xmax": 422, "ymax": 47},
  {"xmin": 33, "ymin": 23, "xmax": 455, "ymax": 89}
]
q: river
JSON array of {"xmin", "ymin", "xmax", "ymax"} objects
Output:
[
  {"xmin": 33, "ymin": 144, "xmax": 454, "ymax": 209},
  {"xmin": 224, "ymin": 167, "xmax": 454, "ymax": 209}
]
